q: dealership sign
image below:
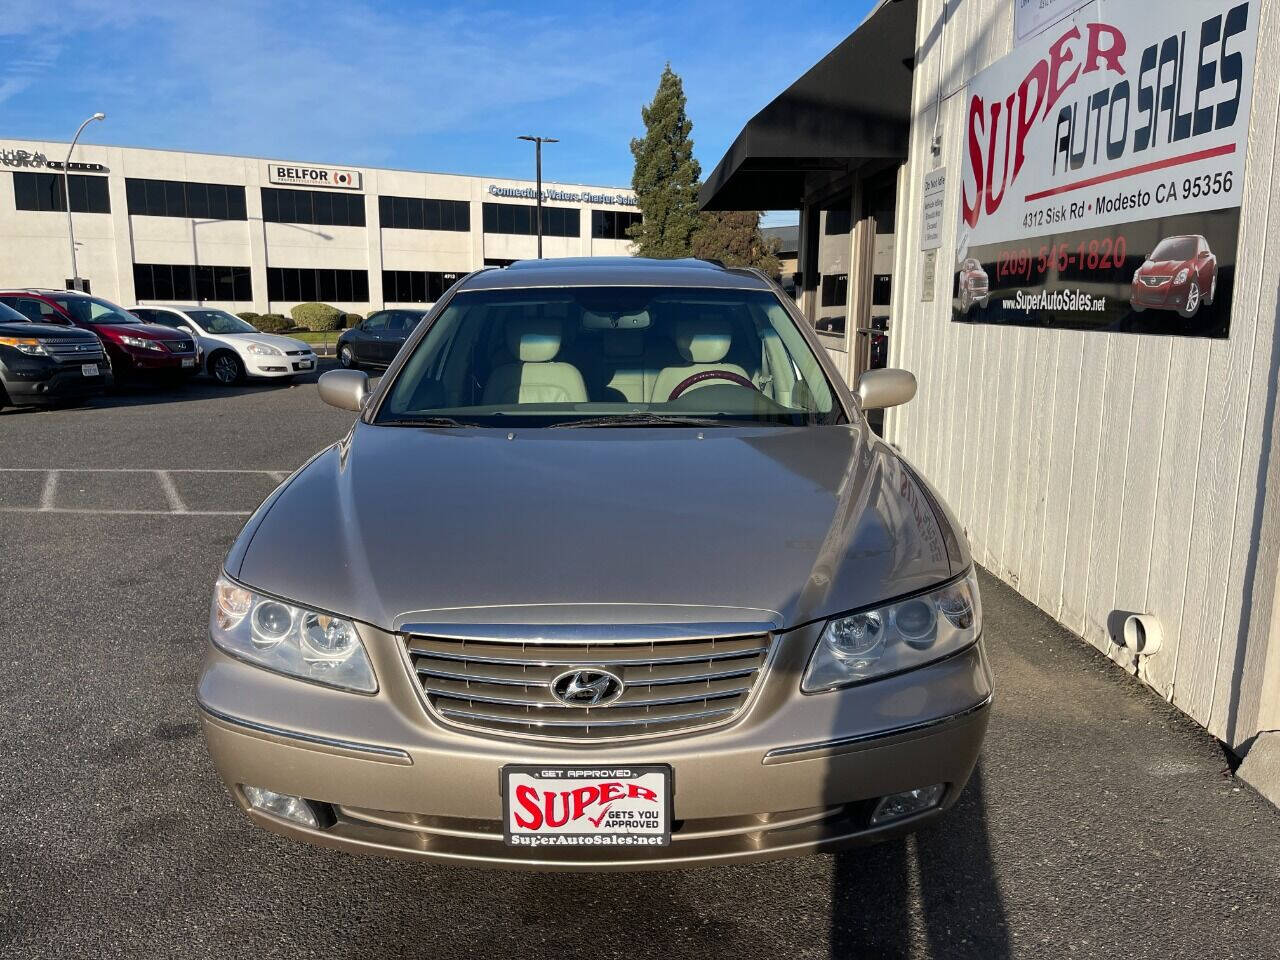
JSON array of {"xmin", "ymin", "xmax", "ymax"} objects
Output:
[
  {"xmin": 267, "ymin": 163, "xmax": 362, "ymax": 190},
  {"xmin": 955, "ymin": 0, "xmax": 1259, "ymax": 337}
]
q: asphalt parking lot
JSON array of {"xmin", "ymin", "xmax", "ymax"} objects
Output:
[{"xmin": 2, "ymin": 368, "xmax": 1279, "ymax": 960}]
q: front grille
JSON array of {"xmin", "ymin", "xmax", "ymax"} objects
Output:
[
  {"xmin": 286, "ymin": 349, "xmax": 310, "ymax": 356},
  {"xmin": 163, "ymin": 339, "xmax": 195, "ymax": 353},
  {"xmin": 41, "ymin": 339, "xmax": 105, "ymax": 362},
  {"xmin": 1139, "ymin": 276, "xmax": 1168, "ymax": 287},
  {"xmin": 405, "ymin": 630, "xmax": 772, "ymax": 741}
]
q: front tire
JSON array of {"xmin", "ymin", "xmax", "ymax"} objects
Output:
[
  {"xmin": 1180, "ymin": 281, "xmax": 1201, "ymax": 319},
  {"xmin": 338, "ymin": 344, "xmax": 358, "ymax": 369},
  {"xmin": 211, "ymin": 351, "xmax": 245, "ymax": 385}
]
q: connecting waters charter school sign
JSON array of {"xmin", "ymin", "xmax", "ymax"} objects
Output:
[{"xmin": 954, "ymin": 0, "xmax": 1260, "ymax": 338}]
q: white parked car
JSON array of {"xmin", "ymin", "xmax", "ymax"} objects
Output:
[{"xmin": 129, "ymin": 306, "xmax": 317, "ymax": 384}]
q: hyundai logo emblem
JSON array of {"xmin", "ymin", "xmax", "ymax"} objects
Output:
[{"xmin": 550, "ymin": 669, "xmax": 624, "ymax": 708}]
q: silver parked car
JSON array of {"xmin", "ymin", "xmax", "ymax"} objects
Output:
[{"xmin": 198, "ymin": 257, "xmax": 992, "ymax": 870}]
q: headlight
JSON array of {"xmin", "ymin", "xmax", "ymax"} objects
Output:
[
  {"xmin": 211, "ymin": 575, "xmax": 377, "ymax": 693},
  {"xmin": 119, "ymin": 335, "xmax": 165, "ymax": 351},
  {"xmin": 1174, "ymin": 269, "xmax": 1189, "ymax": 285},
  {"xmin": 245, "ymin": 342, "xmax": 283, "ymax": 357},
  {"xmin": 802, "ymin": 568, "xmax": 982, "ymax": 692},
  {"xmin": 0, "ymin": 335, "xmax": 47, "ymax": 356}
]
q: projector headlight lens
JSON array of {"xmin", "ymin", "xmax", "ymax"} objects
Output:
[
  {"xmin": 803, "ymin": 568, "xmax": 982, "ymax": 692},
  {"xmin": 210, "ymin": 575, "xmax": 376, "ymax": 693}
]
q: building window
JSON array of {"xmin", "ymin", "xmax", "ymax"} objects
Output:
[
  {"xmin": 133, "ymin": 263, "xmax": 252, "ymax": 302},
  {"xmin": 377, "ymin": 195, "xmax": 470, "ymax": 231},
  {"xmin": 261, "ymin": 187, "xmax": 366, "ymax": 227},
  {"xmin": 266, "ymin": 267, "xmax": 369, "ymax": 303},
  {"xmin": 13, "ymin": 172, "xmax": 110, "ymax": 213},
  {"xmin": 820, "ymin": 273, "xmax": 849, "ymax": 307},
  {"xmin": 125, "ymin": 178, "xmax": 248, "ymax": 220},
  {"xmin": 382, "ymin": 270, "xmax": 462, "ymax": 303},
  {"xmin": 824, "ymin": 207, "xmax": 852, "ymax": 235},
  {"xmin": 481, "ymin": 202, "xmax": 580, "ymax": 237},
  {"xmin": 590, "ymin": 209, "xmax": 642, "ymax": 240}
]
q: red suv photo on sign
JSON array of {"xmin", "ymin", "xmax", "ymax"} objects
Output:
[{"xmin": 1130, "ymin": 235, "xmax": 1218, "ymax": 320}]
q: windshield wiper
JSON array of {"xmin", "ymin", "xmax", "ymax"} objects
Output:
[
  {"xmin": 548, "ymin": 413, "xmax": 737, "ymax": 429},
  {"xmin": 376, "ymin": 415, "xmax": 488, "ymax": 428}
]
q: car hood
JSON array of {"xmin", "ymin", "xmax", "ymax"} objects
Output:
[
  {"xmin": 0, "ymin": 321, "xmax": 97, "ymax": 339},
  {"xmin": 1139, "ymin": 259, "xmax": 1190, "ymax": 276},
  {"xmin": 223, "ymin": 332, "xmax": 309, "ymax": 352},
  {"xmin": 230, "ymin": 422, "xmax": 961, "ymax": 633},
  {"xmin": 98, "ymin": 322, "xmax": 189, "ymax": 340}
]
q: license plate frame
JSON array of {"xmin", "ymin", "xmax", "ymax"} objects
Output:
[
  {"xmin": 501, "ymin": 764, "xmax": 672, "ymax": 849},
  {"xmin": 81, "ymin": 363, "xmax": 99, "ymax": 377},
  {"xmin": 181, "ymin": 357, "xmax": 196, "ymax": 368},
  {"xmin": 296, "ymin": 359, "xmax": 313, "ymax": 370}
]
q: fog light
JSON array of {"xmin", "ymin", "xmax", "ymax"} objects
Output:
[
  {"xmin": 242, "ymin": 785, "xmax": 319, "ymax": 828},
  {"xmin": 870, "ymin": 784, "xmax": 945, "ymax": 825}
]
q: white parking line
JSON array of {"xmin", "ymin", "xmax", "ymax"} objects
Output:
[
  {"xmin": 156, "ymin": 470, "xmax": 188, "ymax": 513},
  {"xmin": 40, "ymin": 470, "xmax": 59, "ymax": 511},
  {"xmin": 0, "ymin": 467, "xmax": 283, "ymax": 517}
]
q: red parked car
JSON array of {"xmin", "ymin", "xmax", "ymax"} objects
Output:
[
  {"xmin": 1130, "ymin": 235, "xmax": 1218, "ymax": 319},
  {"xmin": 0, "ymin": 289, "xmax": 199, "ymax": 383}
]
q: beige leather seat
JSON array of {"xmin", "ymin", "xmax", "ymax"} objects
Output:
[
  {"xmin": 650, "ymin": 318, "xmax": 749, "ymax": 402},
  {"xmin": 483, "ymin": 316, "xmax": 588, "ymax": 405}
]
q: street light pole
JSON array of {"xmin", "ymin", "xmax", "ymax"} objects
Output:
[
  {"xmin": 64, "ymin": 112, "xmax": 106, "ymax": 291},
  {"xmin": 517, "ymin": 135, "xmax": 558, "ymax": 259}
]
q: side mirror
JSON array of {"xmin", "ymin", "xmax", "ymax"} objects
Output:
[
  {"xmin": 857, "ymin": 368, "xmax": 917, "ymax": 410},
  {"xmin": 318, "ymin": 369, "xmax": 370, "ymax": 411}
]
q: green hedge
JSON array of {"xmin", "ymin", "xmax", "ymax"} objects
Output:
[
  {"xmin": 235, "ymin": 311, "xmax": 261, "ymax": 324},
  {"xmin": 342, "ymin": 312, "xmax": 364, "ymax": 328},
  {"xmin": 255, "ymin": 313, "xmax": 293, "ymax": 333},
  {"xmin": 290, "ymin": 302, "xmax": 344, "ymax": 332}
]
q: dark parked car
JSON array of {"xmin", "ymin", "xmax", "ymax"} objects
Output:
[
  {"xmin": 1130, "ymin": 234, "xmax": 1218, "ymax": 318},
  {"xmin": 336, "ymin": 309, "xmax": 429, "ymax": 369},
  {"xmin": 0, "ymin": 299, "xmax": 108, "ymax": 411},
  {"xmin": 0, "ymin": 290, "xmax": 198, "ymax": 383}
]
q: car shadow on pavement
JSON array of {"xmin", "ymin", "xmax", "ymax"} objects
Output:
[{"xmin": 828, "ymin": 764, "xmax": 1011, "ymax": 959}]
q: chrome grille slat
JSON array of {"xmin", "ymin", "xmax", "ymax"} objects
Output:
[
  {"xmin": 437, "ymin": 705, "xmax": 738, "ymax": 729},
  {"xmin": 406, "ymin": 629, "xmax": 770, "ymax": 741}
]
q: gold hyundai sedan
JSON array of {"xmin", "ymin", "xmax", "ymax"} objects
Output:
[{"xmin": 197, "ymin": 257, "xmax": 992, "ymax": 871}]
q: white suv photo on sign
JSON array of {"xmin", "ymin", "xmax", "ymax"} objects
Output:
[{"xmin": 129, "ymin": 306, "xmax": 316, "ymax": 385}]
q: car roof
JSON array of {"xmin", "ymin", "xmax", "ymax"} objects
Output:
[{"xmin": 458, "ymin": 257, "xmax": 772, "ymax": 292}]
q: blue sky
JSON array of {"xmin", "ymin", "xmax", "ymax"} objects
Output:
[{"xmin": 0, "ymin": 0, "xmax": 874, "ymax": 223}]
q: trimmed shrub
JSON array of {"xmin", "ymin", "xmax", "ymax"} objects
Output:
[
  {"xmin": 290, "ymin": 301, "xmax": 343, "ymax": 332},
  {"xmin": 342, "ymin": 312, "xmax": 364, "ymax": 329},
  {"xmin": 255, "ymin": 313, "xmax": 292, "ymax": 333},
  {"xmin": 236, "ymin": 311, "xmax": 261, "ymax": 324}
]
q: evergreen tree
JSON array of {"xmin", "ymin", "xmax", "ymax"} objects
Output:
[
  {"xmin": 629, "ymin": 64, "xmax": 702, "ymax": 258},
  {"xmin": 692, "ymin": 210, "xmax": 782, "ymax": 276}
]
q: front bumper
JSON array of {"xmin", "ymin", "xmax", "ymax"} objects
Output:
[
  {"xmin": 246, "ymin": 352, "xmax": 317, "ymax": 378},
  {"xmin": 197, "ymin": 622, "xmax": 993, "ymax": 871},
  {"xmin": 113, "ymin": 348, "xmax": 199, "ymax": 375},
  {"xmin": 1131, "ymin": 281, "xmax": 1188, "ymax": 310},
  {"xmin": 1, "ymin": 359, "xmax": 107, "ymax": 405}
]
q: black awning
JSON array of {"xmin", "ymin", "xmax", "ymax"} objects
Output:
[{"xmin": 698, "ymin": 0, "xmax": 918, "ymax": 211}]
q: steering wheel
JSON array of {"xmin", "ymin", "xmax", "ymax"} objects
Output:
[{"xmin": 667, "ymin": 369, "xmax": 760, "ymax": 401}]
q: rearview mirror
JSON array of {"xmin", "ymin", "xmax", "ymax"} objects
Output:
[
  {"xmin": 857, "ymin": 368, "xmax": 917, "ymax": 410},
  {"xmin": 318, "ymin": 369, "xmax": 370, "ymax": 411}
]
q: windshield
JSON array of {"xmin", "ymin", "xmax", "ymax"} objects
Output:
[
  {"xmin": 186, "ymin": 309, "xmax": 257, "ymax": 335},
  {"xmin": 53, "ymin": 296, "xmax": 140, "ymax": 325},
  {"xmin": 0, "ymin": 301, "xmax": 30, "ymax": 324},
  {"xmin": 1150, "ymin": 237, "xmax": 1198, "ymax": 262},
  {"xmin": 376, "ymin": 286, "xmax": 841, "ymax": 427}
]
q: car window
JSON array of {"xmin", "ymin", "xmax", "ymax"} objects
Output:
[
  {"xmin": 363, "ymin": 312, "xmax": 390, "ymax": 331},
  {"xmin": 1150, "ymin": 237, "xmax": 1198, "ymax": 262},
  {"xmin": 186, "ymin": 309, "xmax": 257, "ymax": 334},
  {"xmin": 377, "ymin": 286, "xmax": 841, "ymax": 428},
  {"xmin": 0, "ymin": 300, "xmax": 30, "ymax": 323},
  {"xmin": 7, "ymin": 298, "xmax": 54, "ymax": 322},
  {"xmin": 51, "ymin": 296, "xmax": 141, "ymax": 325},
  {"xmin": 387, "ymin": 311, "xmax": 422, "ymax": 332},
  {"xmin": 147, "ymin": 311, "xmax": 183, "ymax": 327}
]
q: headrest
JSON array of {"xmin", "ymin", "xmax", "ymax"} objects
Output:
[
  {"xmin": 676, "ymin": 318, "xmax": 731, "ymax": 364},
  {"xmin": 505, "ymin": 316, "xmax": 562, "ymax": 362},
  {"xmin": 602, "ymin": 329, "xmax": 645, "ymax": 358}
]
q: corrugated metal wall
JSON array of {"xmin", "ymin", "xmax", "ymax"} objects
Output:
[{"xmin": 886, "ymin": 0, "xmax": 1280, "ymax": 747}]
